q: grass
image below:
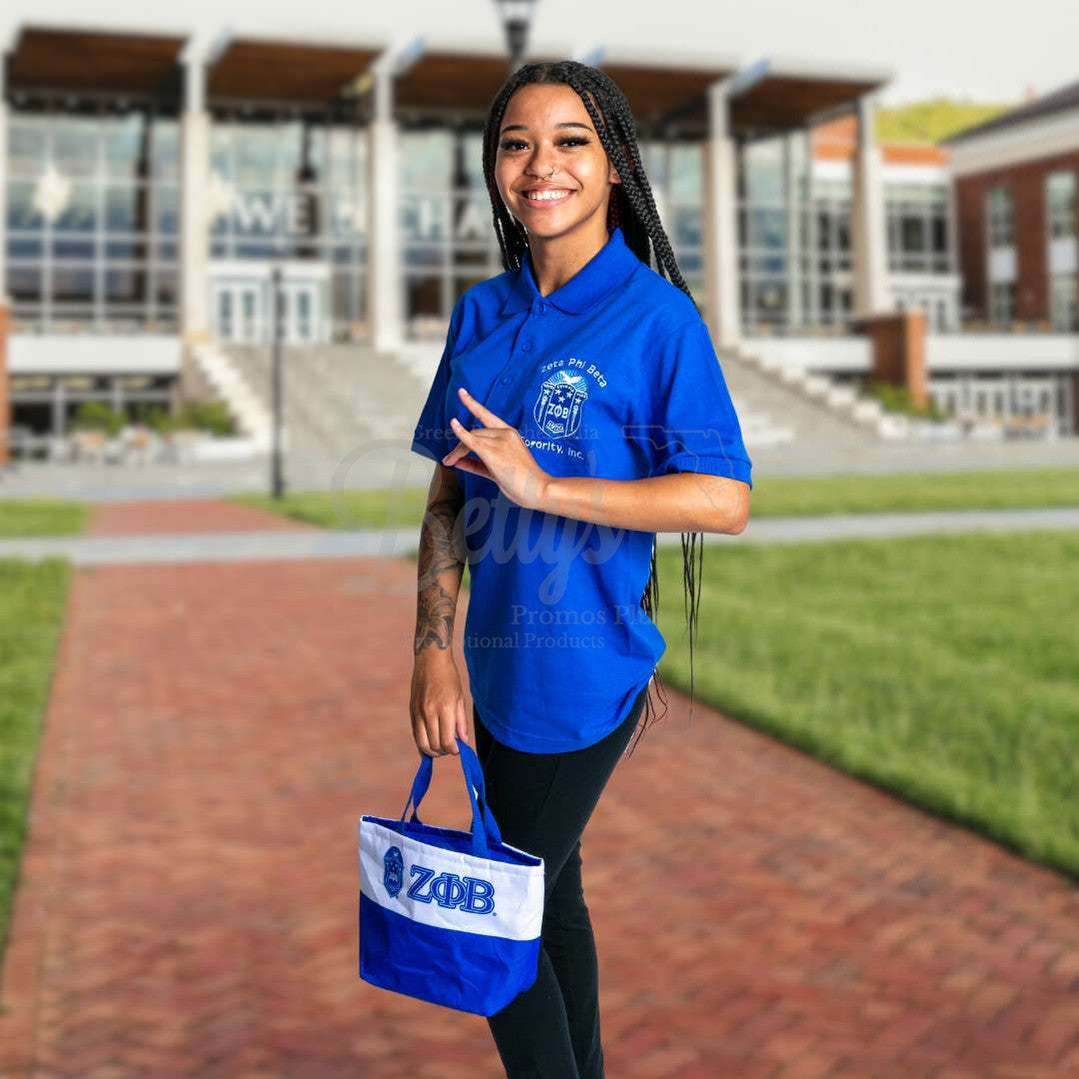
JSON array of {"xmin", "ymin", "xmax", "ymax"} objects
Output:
[
  {"xmin": 0, "ymin": 559, "xmax": 72, "ymax": 962},
  {"xmin": 651, "ymin": 530, "xmax": 1079, "ymax": 880},
  {"xmin": 400, "ymin": 525, "xmax": 1079, "ymax": 877},
  {"xmin": 229, "ymin": 487, "xmax": 430, "ymax": 530},
  {"xmin": 0, "ymin": 499, "xmax": 89, "ymax": 538},
  {"xmin": 230, "ymin": 466, "xmax": 1079, "ymax": 530}
]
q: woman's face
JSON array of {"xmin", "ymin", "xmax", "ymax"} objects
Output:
[{"xmin": 494, "ymin": 82, "xmax": 621, "ymax": 243}]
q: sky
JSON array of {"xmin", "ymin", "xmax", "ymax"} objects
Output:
[{"xmin": 4, "ymin": 0, "xmax": 1079, "ymax": 107}]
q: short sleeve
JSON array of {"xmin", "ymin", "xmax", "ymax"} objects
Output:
[
  {"xmin": 410, "ymin": 298, "xmax": 467, "ymax": 463},
  {"xmin": 644, "ymin": 318, "xmax": 752, "ymax": 489}
]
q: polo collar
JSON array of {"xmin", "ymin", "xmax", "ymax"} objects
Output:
[{"xmin": 499, "ymin": 226, "xmax": 641, "ymax": 316}]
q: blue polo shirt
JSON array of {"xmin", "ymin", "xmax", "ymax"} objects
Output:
[{"xmin": 411, "ymin": 225, "xmax": 752, "ymax": 753}]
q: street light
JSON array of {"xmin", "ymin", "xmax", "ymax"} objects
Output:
[
  {"xmin": 492, "ymin": 0, "xmax": 538, "ymax": 72},
  {"xmin": 270, "ymin": 265, "xmax": 286, "ymax": 499}
]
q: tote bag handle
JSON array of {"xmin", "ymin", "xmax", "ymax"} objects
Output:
[{"xmin": 399, "ymin": 738, "xmax": 503, "ymax": 858}]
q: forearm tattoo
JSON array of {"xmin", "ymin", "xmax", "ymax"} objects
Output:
[{"xmin": 415, "ymin": 483, "xmax": 466, "ymax": 655}]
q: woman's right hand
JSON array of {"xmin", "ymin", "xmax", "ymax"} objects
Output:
[{"xmin": 410, "ymin": 650, "xmax": 470, "ymax": 757}]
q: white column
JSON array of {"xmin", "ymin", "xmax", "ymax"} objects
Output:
[
  {"xmin": 703, "ymin": 78, "xmax": 741, "ymax": 351},
  {"xmin": 368, "ymin": 63, "xmax": 403, "ymax": 352},
  {"xmin": 180, "ymin": 53, "xmax": 211, "ymax": 342},
  {"xmin": 805, "ymin": 127, "xmax": 819, "ymax": 326},
  {"xmin": 851, "ymin": 93, "xmax": 891, "ymax": 318},
  {"xmin": 785, "ymin": 130, "xmax": 802, "ymax": 330}
]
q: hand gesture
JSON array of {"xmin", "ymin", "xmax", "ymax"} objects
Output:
[{"xmin": 442, "ymin": 387, "xmax": 550, "ymax": 511}]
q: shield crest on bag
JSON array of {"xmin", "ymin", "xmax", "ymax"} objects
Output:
[
  {"xmin": 383, "ymin": 845, "xmax": 404, "ymax": 897},
  {"xmin": 533, "ymin": 370, "xmax": 588, "ymax": 439}
]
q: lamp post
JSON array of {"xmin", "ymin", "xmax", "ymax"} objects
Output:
[
  {"xmin": 491, "ymin": 0, "xmax": 538, "ymax": 72},
  {"xmin": 270, "ymin": 265, "xmax": 286, "ymax": 499}
]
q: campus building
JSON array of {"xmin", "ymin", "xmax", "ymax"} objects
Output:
[
  {"xmin": 943, "ymin": 82, "xmax": 1079, "ymax": 332},
  {"xmin": 0, "ymin": 21, "xmax": 1077, "ymax": 456}
]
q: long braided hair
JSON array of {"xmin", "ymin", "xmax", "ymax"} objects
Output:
[{"xmin": 481, "ymin": 59, "xmax": 707, "ymax": 757}]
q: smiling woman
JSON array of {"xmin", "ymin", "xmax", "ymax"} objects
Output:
[
  {"xmin": 493, "ymin": 82, "xmax": 625, "ymax": 293},
  {"xmin": 402, "ymin": 59, "xmax": 753, "ymax": 1079}
]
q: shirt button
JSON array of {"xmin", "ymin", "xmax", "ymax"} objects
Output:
[
  {"xmin": 521, "ymin": 341, "xmax": 533, "ymax": 352},
  {"xmin": 501, "ymin": 375, "xmax": 511, "ymax": 385}
]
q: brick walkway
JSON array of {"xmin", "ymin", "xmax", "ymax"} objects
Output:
[
  {"xmin": 2, "ymin": 511, "xmax": 1079, "ymax": 1076},
  {"xmin": 88, "ymin": 498, "xmax": 319, "ymax": 536}
]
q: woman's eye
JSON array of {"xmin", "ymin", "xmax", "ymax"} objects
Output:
[{"xmin": 499, "ymin": 136, "xmax": 590, "ymax": 150}]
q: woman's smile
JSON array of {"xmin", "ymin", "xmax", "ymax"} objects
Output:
[{"xmin": 520, "ymin": 187, "xmax": 575, "ymax": 209}]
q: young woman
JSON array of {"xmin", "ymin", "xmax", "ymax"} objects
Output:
[{"xmin": 409, "ymin": 60, "xmax": 752, "ymax": 1078}]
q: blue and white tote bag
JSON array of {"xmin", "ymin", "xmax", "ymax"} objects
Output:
[{"xmin": 359, "ymin": 736, "xmax": 545, "ymax": 1016}]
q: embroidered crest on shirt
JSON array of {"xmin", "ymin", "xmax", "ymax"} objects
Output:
[{"xmin": 533, "ymin": 370, "xmax": 589, "ymax": 440}]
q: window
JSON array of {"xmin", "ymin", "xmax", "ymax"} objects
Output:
[
  {"xmin": 987, "ymin": 185, "xmax": 1013, "ymax": 248},
  {"xmin": 1045, "ymin": 172, "xmax": 1076, "ymax": 331},
  {"xmin": 990, "ymin": 281, "xmax": 1014, "ymax": 324},
  {"xmin": 1050, "ymin": 274, "xmax": 1078, "ymax": 331},
  {"xmin": 7, "ymin": 108, "xmax": 180, "ymax": 333},
  {"xmin": 885, "ymin": 182, "xmax": 952, "ymax": 274},
  {"xmin": 1046, "ymin": 171, "xmax": 1076, "ymax": 239}
]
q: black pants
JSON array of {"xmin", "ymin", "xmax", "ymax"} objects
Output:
[{"xmin": 471, "ymin": 684, "xmax": 648, "ymax": 1079}]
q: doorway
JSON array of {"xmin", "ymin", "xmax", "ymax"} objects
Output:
[{"xmin": 209, "ymin": 261, "xmax": 329, "ymax": 345}]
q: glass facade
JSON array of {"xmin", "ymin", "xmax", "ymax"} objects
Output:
[
  {"xmin": 737, "ymin": 133, "xmax": 856, "ymax": 334},
  {"xmin": 886, "ymin": 182, "xmax": 951, "ymax": 274},
  {"xmin": 0, "ymin": 100, "xmax": 978, "ymax": 345},
  {"xmin": 638, "ymin": 138, "xmax": 705, "ymax": 302},
  {"xmin": 208, "ymin": 115, "xmax": 368, "ymax": 342},
  {"xmin": 7, "ymin": 105, "xmax": 180, "ymax": 333},
  {"xmin": 397, "ymin": 129, "xmax": 709, "ymax": 339},
  {"xmin": 399, "ymin": 128, "xmax": 501, "ymax": 339}
]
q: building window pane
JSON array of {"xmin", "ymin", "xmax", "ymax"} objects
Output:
[
  {"xmin": 987, "ymin": 185, "xmax": 1013, "ymax": 247},
  {"xmin": 1050, "ymin": 274, "xmax": 1078, "ymax": 331},
  {"xmin": 6, "ymin": 105, "xmax": 177, "ymax": 333},
  {"xmin": 1046, "ymin": 171, "xmax": 1076, "ymax": 239}
]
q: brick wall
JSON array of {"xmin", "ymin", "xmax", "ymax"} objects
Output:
[
  {"xmin": 855, "ymin": 310, "xmax": 928, "ymax": 408},
  {"xmin": 954, "ymin": 150, "xmax": 1079, "ymax": 322}
]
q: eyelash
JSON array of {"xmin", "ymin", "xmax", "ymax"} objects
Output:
[{"xmin": 499, "ymin": 136, "xmax": 590, "ymax": 151}]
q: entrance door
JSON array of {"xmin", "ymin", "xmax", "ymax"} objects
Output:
[
  {"xmin": 278, "ymin": 281, "xmax": 320, "ymax": 343},
  {"xmin": 210, "ymin": 263, "xmax": 327, "ymax": 344},
  {"xmin": 213, "ymin": 281, "xmax": 264, "ymax": 343}
]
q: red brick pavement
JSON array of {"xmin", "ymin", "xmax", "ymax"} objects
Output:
[
  {"xmin": 88, "ymin": 498, "xmax": 319, "ymax": 536},
  {"xmin": 2, "ymin": 539, "xmax": 1079, "ymax": 1076}
]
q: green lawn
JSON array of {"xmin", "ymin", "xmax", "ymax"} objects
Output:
[
  {"xmin": 0, "ymin": 559, "xmax": 72, "ymax": 963},
  {"xmin": 0, "ymin": 499, "xmax": 89, "ymax": 538},
  {"xmin": 230, "ymin": 487, "xmax": 430, "ymax": 530},
  {"xmin": 651, "ymin": 530, "xmax": 1079, "ymax": 880},
  {"xmin": 399, "ymin": 527, "xmax": 1079, "ymax": 877},
  {"xmin": 232, "ymin": 465, "xmax": 1079, "ymax": 530}
]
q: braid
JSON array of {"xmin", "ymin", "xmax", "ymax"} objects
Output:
[{"xmin": 481, "ymin": 60, "xmax": 709, "ymax": 757}]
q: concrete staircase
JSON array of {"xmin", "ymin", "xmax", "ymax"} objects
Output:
[
  {"xmin": 192, "ymin": 334, "xmax": 942, "ymax": 489},
  {"xmin": 214, "ymin": 342, "xmax": 438, "ymax": 487},
  {"xmin": 718, "ymin": 344, "xmax": 944, "ymax": 453},
  {"xmin": 189, "ymin": 341, "xmax": 275, "ymax": 450},
  {"xmin": 716, "ymin": 347, "xmax": 880, "ymax": 454}
]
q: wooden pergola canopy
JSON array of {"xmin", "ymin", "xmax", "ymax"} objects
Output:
[
  {"xmin": 6, "ymin": 25, "xmax": 185, "ymax": 99},
  {"xmin": 206, "ymin": 37, "xmax": 383, "ymax": 106},
  {"xmin": 727, "ymin": 58, "xmax": 893, "ymax": 135}
]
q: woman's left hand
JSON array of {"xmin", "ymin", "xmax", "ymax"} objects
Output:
[{"xmin": 441, "ymin": 387, "xmax": 550, "ymax": 511}]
